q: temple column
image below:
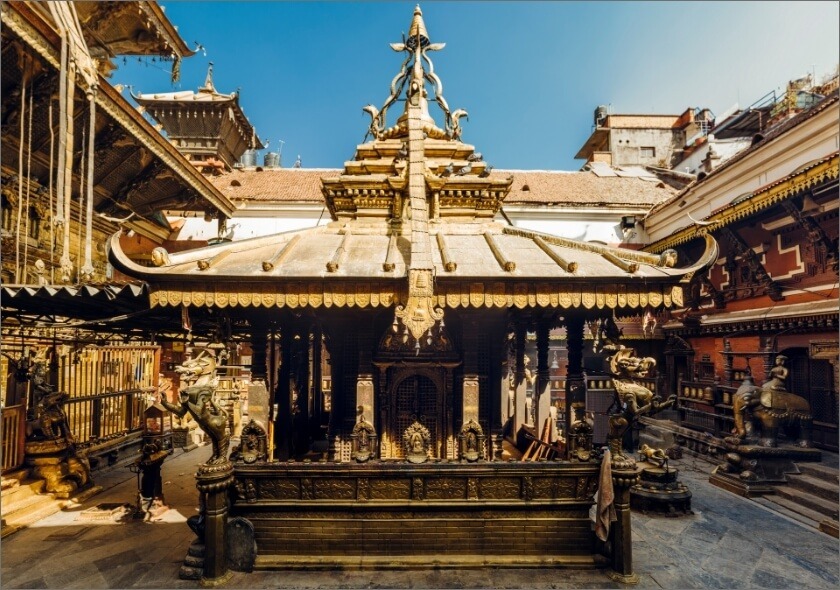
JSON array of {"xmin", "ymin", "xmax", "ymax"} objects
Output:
[
  {"xmin": 293, "ymin": 324, "xmax": 311, "ymax": 456},
  {"xmin": 564, "ymin": 315, "xmax": 586, "ymax": 457},
  {"xmin": 535, "ymin": 320, "xmax": 552, "ymax": 435},
  {"xmin": 274, "ymin": 326, "xmax": 292, "ymax": 461},
  {"xmin": 513, "ymin": 323, "xmax": 527, "ymax": 437},
  {"xmin": 607, "ymin": 468, "xmax": 641, "ymax": 584},
  {"xmin": 196, "ymin": 462, "xmax": 234, "ymax": 585},
  {"xmin": 490, "ymin": 321, "xmax": 507, "ymax": 460},
  {"xmin": 248, "ymin": 325, "xmax": 271, "ymax": 457},
  {"xmin": 311, "ymin": 324, "xmax": 323, "ymax": 442},
  {"xmin": 356, "ymin": 322, "xmax": 376, "ymax": 456},
  {"xmin": 460, "ymin": 318, "xmax": 481, "ymax": 460}
]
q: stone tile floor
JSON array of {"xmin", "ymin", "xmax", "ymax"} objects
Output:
[{"xmin": 1, "ymin": 447, "xmax": 838, "ymax": 589}]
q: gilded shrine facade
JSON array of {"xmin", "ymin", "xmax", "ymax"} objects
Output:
[{"xmin": 111, "ymin": 6, "xmax": 715, "ymax": 583}]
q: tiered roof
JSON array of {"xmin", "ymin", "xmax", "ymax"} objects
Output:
[{"xmin": 111, "ymin": 5, "xmax": 714, "ymax": 331}]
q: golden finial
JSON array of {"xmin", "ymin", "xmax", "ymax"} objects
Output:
[{"xmin": 407, "ymin": 5, "xmax": 429, "ymax": 49}]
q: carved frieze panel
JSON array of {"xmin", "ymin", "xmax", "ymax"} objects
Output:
[
  {"xmin": 370, "ymin": 478, "xmax": 411, "ymax": 500},
  {"xmin": 533, "ymin": 477, "xmax": 556, "ymax": 499},
  {"xmin": 424, "ymin": 477, "xmax": 466, "ymax": 500},
  {"xmin": 257, "ymin": 478, "xmax": 300, "ymax": 500},
  {"xmin": 479, "ymin": 477, "xmax": 520, "ymax": 499},
  {"xmin": 314, "ymin": 478, "xmax": 356, "ymax": 500}
]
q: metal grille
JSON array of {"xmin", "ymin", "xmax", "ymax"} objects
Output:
[{"xmin": 393, "ymin": 376, "xmax": 438, "ymax": 459}]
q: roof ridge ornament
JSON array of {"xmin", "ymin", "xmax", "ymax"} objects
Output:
[
  {"xmin": 201, "ymin": 61, "xmax": 216, "ymax": 93},
  {"xmin": 364, "ymin": 5, "xmax": 466, "ymax": 142}
]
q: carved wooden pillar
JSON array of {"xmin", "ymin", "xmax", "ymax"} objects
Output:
[
  {"xmin": 293, "ymin": 325, "xmax": 311, "ymax": 456},
  {"xmin": 490, "ymin": 321, "xmax": 507, "ymax": 460},
  {"xmin": 311, "ymin": 324, "xmax": 323, "ymax": 442},
  {"xmin": 275, "ymin": 326, "xmax": 292, "ymax": 461},
  {"xmin": 513, "ymin": 322, "xmax": 527, "ymax": 436},
  {"xmin": 565, "ymin": 315, "xmax": 586, "ymax": 457},
  {"xmin": 535, "ymin": 320, "xmax": 551, "ymax": 433}
]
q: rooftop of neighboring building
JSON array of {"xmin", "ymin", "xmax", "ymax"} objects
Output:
[
  {"xmin": 645, "ymin": 90, "xmax": 840, "ymax": 219},
  {"xmin": 205, "ymin": 165, "xmax": 677, "ymax": 209}
]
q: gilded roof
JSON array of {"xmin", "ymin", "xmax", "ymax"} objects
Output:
[
  {"xmin": 208, "ymin": 167, "xmax": 675, "ymax": 209},
  {"xmin": 110, "ymin": 221, "xmax": 714, "ymax": 284}
]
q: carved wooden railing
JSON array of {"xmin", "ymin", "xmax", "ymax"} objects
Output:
[{"xmin": 1, "ymin": 404, "xmax": 26, "ymax": 473}]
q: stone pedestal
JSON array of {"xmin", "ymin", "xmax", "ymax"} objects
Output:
[
  {"xmin": 710, "ymin": 442, "xmax": 822, "ymax": 497},
  {"xmin": 630, "ymin": 464, "xmax": 692, "ymax": 516},
  {"xmin": 608, "ymin": 466, "xmax": 641, "ymax": 585}
]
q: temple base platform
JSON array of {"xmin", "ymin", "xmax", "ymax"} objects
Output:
[{"xmin": 231, "ymin": 461, "xmax": 608, "ymax": 569}]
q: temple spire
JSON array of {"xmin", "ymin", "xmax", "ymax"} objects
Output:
[{"xmin": 362, "ymin": 4, "xmax": 464, "ymax": 142}]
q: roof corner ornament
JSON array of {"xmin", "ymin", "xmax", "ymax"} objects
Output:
[{"xmin": 364, "ymin": 5, "xmax": 467, "ymax": 142}]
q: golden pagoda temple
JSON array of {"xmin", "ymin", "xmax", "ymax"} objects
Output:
[{"xmin": 110, "ymin": 5, "xmax": 717, "ymax": 581}]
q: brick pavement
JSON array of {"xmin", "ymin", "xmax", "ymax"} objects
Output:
[{"xmin": 1, "ymin": 446, "xmax": 837, "ymax": 589}]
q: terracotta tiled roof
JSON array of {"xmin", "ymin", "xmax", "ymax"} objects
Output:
[
  {"xmin": 207, "ymin": 168, "xmax": 675, "ymax": 209},
  {"xmin": 208, "ymin": 168, "xmax": 336, "ymax": 203},
  {"xmin": 497, "ymin": 170, "xmax": 675, "ymax": 208}
]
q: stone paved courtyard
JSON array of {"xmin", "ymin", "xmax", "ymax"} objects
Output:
[{"xmin": 1, "ymin": 446, "xmax": 838, "ymax": 589}]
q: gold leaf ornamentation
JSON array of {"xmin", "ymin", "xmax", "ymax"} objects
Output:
[
  {"xmin": 469, "ymin": 283, "xmax": 484, "ymax": 308},
  {"xmin": 513, "ymin": 284, "xmax": 528, "ymax": 309},
  {"xmin": 493, "ymin": 282, "xmax": 507, "ymax": 307}
]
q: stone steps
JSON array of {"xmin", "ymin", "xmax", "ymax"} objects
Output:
[
  {"xmin": 1, "ymin": 477, "xmax": 45, "ymax": 501},
  {"xmin": 754, "ymin": 495, "xmax": 824, "ymax": 529},
  {"xmin": 1, "ymin": 493, "xmax": 61, "ymax": 538},
  {"xmin": 774, "ymin": 485, "xmax": 839, "ymax": 519},
  {"xmin": 758, "ymin": 460, "xmax": 839, "ymax": 538},
  {"xmin": 797, "ymin": 462, "xmax": 839, "ymax": 483},
  {"xmin": 787, "ymin": 473, "xmax": 837, "ymax": 502}
]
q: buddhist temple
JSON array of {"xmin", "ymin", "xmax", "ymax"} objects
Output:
[
  {"xmin": 133, "ymin": 63, "xmax": 263, "ymax": 174},
  {"xmin": 109, "ymin": 6, "xmax": 717, "ymax": 581}
]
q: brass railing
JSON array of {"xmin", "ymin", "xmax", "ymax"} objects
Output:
[
  {"xmin": 57, "ymin": 346, "xmax": 160, "ymax": 398},
  {"xmin": 64, "ymin": 389, "xmax": 150, "ymax": 444}
]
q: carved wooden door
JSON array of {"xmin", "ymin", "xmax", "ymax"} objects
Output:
[{"xmin": 392, "ymin": 375, "xmax": 439, "ymax": 459}]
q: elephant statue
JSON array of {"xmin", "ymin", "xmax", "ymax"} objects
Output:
[{"xmin": 727, "ymin": 357, "xmax": 813, "ymax": 448}]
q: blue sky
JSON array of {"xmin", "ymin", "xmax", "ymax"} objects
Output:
[{"xmin": 117, "ymin": 1, "xmax": 839, "ymax": 171}]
